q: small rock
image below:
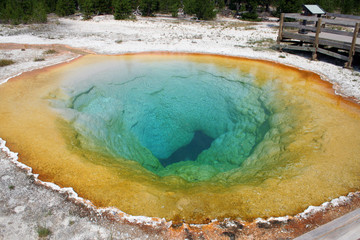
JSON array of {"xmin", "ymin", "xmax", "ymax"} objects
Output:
[
  {"xmin": 2, "ymin": 175, "xmax": 11, "ymax": 181},
  {"xmin": 14, "ymin": 206, "xmax": 26, "ymax": 213}
]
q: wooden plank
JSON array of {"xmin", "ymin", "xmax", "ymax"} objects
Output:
[
  {"xmin": 283, "ymin": 22, "xmax": 358, "ymax": 37},
  {"xmin": 326, "ymin": 12, "xmax": 360, "ymax": 21},
  {"xmin": 283, "ymin": 20, "xmax": 360, "ymax": 38},
  {"xmin": 283, "ymin": 22, "xmax": 317, "ymax": 32},
  {"xmin": 317, "ymin": 48, "xmax": 349, "ymax": 61},
  {"xmin": 284, "ymin": 13, "xmax": 318, "ymax": 21},
  {"xmin": 282, "ymin": 31, "xmax": 315, "ymax": 42},
  {"xmin": 322, "ymin": 18, "xmax": 358, "ymax": 27},
  {"xmin": 295, "ymin": 208, "xmax": 360, "ymax": 240},
  {"xmin": 321, "ymin": 28, "xmax": 355, "ymax": 37},
  {"xmin": 284, "ymin": 13, "xmax": 358, "ymax": 27},
  {"xmin": 315, "ymin": 32, "xmax": 353, "ymax": 44},
  {"xmin": 281, "ymin": 31, "xmax": 360, "ymax": 53},
  {"xmin": 306, "ymin": 32, "xmax": 360, "ymax": 51},
  {"xmin": 276, "ymin": 44, "xmax": 349, "ymax": 61},
  {"xmin": 318, "ymin": 38, "xmax": 352, "ymax": 50}
]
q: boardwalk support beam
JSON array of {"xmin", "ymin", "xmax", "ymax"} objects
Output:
[
  {"xmin": 345, "ymin": 22, "xmax": 360, "ymax": 69},
  {"xmin": 312, "ymin": 18, "xmax": 322, "ymax": 60},
  {"xmin": 277, "ymin": 13, "xmax": 285, "ymax": 45}
]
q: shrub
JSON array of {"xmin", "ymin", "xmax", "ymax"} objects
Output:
[
  {"xmin": 34, "ymin": 57, "xmax": 45, "ymax": 62},
  {"xmin": 43, "ymin": 49, "xmax": 57, "ymax": 54},
  {"xmin": 0, "ymin": 59, "xmax": 15, "ymax": 67},
  {"xmin": 241, "ymin": 12, "xmax": 260, "ymax": 21},
  {"xmin": 37, "ymin": 226, "xmax": 51, "ymax": 238}
]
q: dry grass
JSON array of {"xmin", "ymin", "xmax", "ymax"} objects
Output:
[
  {"xmin": 247, "ymin": 37, "xmax": 275, "ymax": 46},
  {"xmin": 34, "ymin": 57, "xmax": 45, "ymax": 62},
  {"xmin": 43, "ymin": 49, "xmax": 57, "ymax": 54},
  {"xmin": 223, "ymin": 22, "xmax": 257, "ymax": 30},
  {"xmin": 0, "ymin": 59, "xmax": 15, "ymax": 67}
]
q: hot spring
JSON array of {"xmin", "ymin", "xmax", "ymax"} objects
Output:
[{"xmin": 1, "ymin": 53, "xmax": 360, "ymax": 223}]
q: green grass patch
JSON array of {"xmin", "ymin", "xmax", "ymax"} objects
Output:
[
  {"xmin": 37, "ymin": 226, "xmax": 51, "ymax": 238},
  {"xmin": 0, "ymin": 59, "xmax": 15, "ymax": 67}
]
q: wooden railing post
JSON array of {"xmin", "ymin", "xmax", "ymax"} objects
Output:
[
  {"xmin": 312, "ymin": 18, "xmax": 322, "ymax": 60},
  {"xmin": 277, "ymin": 13, "xmax": 285, "ymax": 45},
  {"xmin": 346, "ymin": 22, "xmax": 360, "ymax": 68}
]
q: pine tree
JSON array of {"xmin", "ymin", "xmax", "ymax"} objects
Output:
[
  {"xmin": 158, "ymin": 0, "xmax": 171, "ymax": 12},
  {"xmin": 93, "ymin": 0, "xmax": 112, "ymax": 14},
  {"xmin": 242, "ymin": 0, "xmax": 259, "ymax": 20},
  {"xmin": 81, "ymin": 0, "xmax": 94, "ymax": 19},
  {"xmin": 2, "ymin": 0, "xmax": 23, "ymax": 24},
  {"xmin": 217, "ymin": 0, "xmax": 226, "ymax": 9},
  {"xmin": 45, "ymin": 0, "xmax": 58, "ymax": 13},
  {"xmin": 0, "ymin": 0, "xmax": 7, "ymax": 22},
  {"xmin": 32, "ymin": 0, "xmax": 47, "ymax": 23},
  {"xmin": 21, "ymin": 0, "xmax": 33, "ymax": 21},
  {"xmin": 259, "ymin": 0, "xmax": 272, "ymax": 12},
  {"xmin": 139, "ymin": 0, "xmax": 159, "ymax": 16},
  {"xmin": 276, "ymin": 0, "xmax": 302, "ymax": 14},
  {"xmin": 56, "ymin": 0, "xmax": 76, "ymax": 16},
  {"xmin": 340, "ymin": 0, "xmax": 354, "ymax": 14},
  {"xmin": 113, "ymin": 0, "xmax": 132, "ymax": 19},
  {"xmin": 183, "ymin": 0, "xmax": 196, "ymax": 15},
  {"xmin": 170, "ymin": 1, "xmax": 179, "ymax": 17},
  {"xmin": 194, "ymin": 0, "xmax": 216, "ymax": 20}
]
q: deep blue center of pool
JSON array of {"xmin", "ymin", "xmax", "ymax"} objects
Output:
[
  {"xmin": 160, "ymin": 131, "xmax": 214, "ymax": 167},
  {"xmin": 54, "ymin": 58, "xmax": 271, "ymax": 181}
]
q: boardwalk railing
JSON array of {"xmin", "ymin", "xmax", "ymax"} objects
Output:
[{"xmin": 277, "ymin": 13, "xmax": 360, "ymax": 68}]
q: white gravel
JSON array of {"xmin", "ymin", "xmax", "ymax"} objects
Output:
[{"xmin": 1, "ymin": 14, "xmax": 359, "ymax": 100}]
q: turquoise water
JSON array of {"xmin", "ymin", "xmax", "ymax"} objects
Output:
[
  {"xmin": 6, "ymin": 53, "xmax": 360, "ymax": 222},
  {"xmin": 55, "ymin": 58, "xmax": 271, "ymax": 181}
]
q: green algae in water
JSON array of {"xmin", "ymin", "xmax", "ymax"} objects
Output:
[{"xmin": 52, "ymin": 58, "xmax": 272, "ymax": 182}]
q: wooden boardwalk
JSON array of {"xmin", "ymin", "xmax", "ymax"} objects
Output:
[
  {"xmin": 277, "ymin": 13, "xmax": 360, "ymax": 68},
  {"xmin": 295, "ymin": 208, "xmax": 360, "ymax": 240}
]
